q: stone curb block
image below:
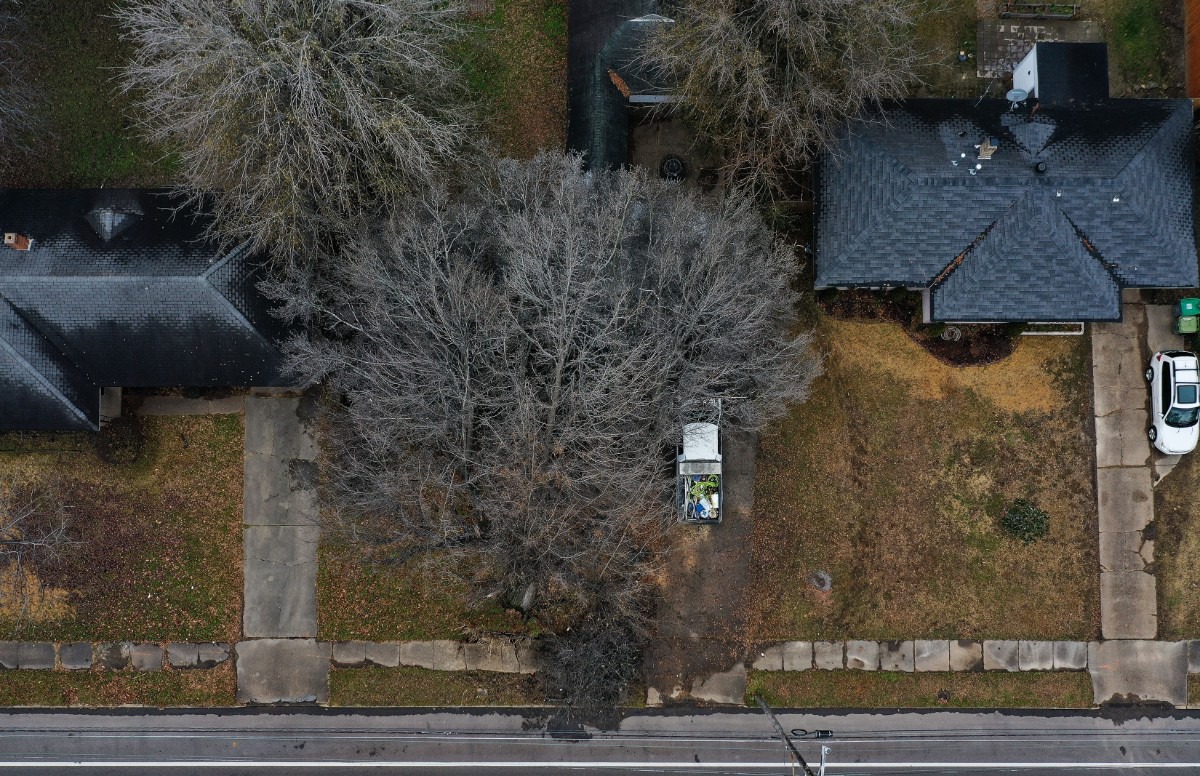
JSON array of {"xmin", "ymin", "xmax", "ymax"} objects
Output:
[
  {"xmin": 96, "ymin": 643, "xmax": 129, "ymax": 670},
  {"xmin": 18, "ymin": 642, "xmax": 55, "ymax": 670},
  {"xmin": 880, "ymin": 641, "xmax": 914, "ymax": 672},
  {"xmin": 983, "ymin": 641, "xmax": 1019, "ymax": 672},
  {"xmin": 0, "ymin": 642, "xmax": 20, "ymax": 669},
  {"xmin": 782, "ymin": 642, "xmax": 812, "ymax": 672},
  {"xmin": 751, "ymin": 643, "xmax": 785, "ymax": 671},
  {"xmin": 59, "ymin": 643, "xmax": 93, "ymax": 670},
  {"xmin": 168, "ymin": 643, "xmax": 200, "ymax": 669},
  {"xmin": 949, "ymin": 640, "xmax": 983, "ymax": 672},
  {"xmin": 1188, "ymin": 641, "xmax": 1200, "ymax": 674},
  {"xmin": 1018, "ymin": 641, "xmax": 1054, "ymax": 671},
  {"xmin": 128, "ymin": 643, "xmax": 163, "ymax": 671},
  {"xmin": 196, "ymin": 643, "xmax": 230, "ymax": 668},
  {"xmin": 914, "ymin": 640, "xmax": 950, "ymax": 672},
  {"xmin": 1053, "ymin": 641, "xmax": 1088, "ymax": 671},
  {"xmin": 814, "ymin": 641, "xmax": 843, "ymax": 670},
  {"xmin": 845, "ymin": 641, "xmax": 879, "ymax": 671},
  {"xmin": 332, "ymin": 641, "xmax": 367, "ymax": 667}
]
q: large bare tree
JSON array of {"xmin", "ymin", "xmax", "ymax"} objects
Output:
[
  {"xmin": 118, "ymin": 0, "xmax": 475, "ymax": 268},
  {"xmin": 641, "ymin": 0, "xmax": 920, "ymax": 197},
  {"xmin": 0, "ymin": 3, "xmax": 33, "ymax": 168},
  {"xmin": 274, "ymin": 153, "xmax": 820, "ymax": 705}
]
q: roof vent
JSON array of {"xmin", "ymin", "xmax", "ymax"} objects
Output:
[
  {"xmin": 976, "ymin": 136, "xmax": 999, "ymax": 160},
  {"xmin": 1034, "ymin": 161, "xmax": 1047, "ymax": 174},
  {"xmin": 4, "ymin": 232, "xmax": 32, "ymax": 251},
  {"xmin": 85, "ymin": 190, "xmax": 143, "ymax": 242}
]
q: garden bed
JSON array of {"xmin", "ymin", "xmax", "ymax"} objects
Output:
[
  {"xmin": 747, "ymin": 315, "xmax": 1099, "ymax": 642},
  {"xmin": 0, "ymin": 415, "xmax": 244, "ymax": 643}
]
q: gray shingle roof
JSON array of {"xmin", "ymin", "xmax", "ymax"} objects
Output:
[
  {"xmin": 0, "ymin": 190, "xmax": 288, "ymax": 431},
  {"xmin": 816, "ymin": 99, "xmax": 1198, "ymax": 322}
]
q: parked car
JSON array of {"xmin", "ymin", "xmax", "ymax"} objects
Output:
[{"xmin": 1146, "ymin": 350, "xmax": 1200, "ymax": 455}]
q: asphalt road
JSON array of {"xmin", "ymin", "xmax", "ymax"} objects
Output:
[{"xmin": 2, "ymin": 707, "xmax": 1200, "ymax": 774}]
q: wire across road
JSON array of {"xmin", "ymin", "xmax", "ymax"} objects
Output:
[{"xmin": 1, "ymin": 708, "xmax": 1200, "ymax": 774}]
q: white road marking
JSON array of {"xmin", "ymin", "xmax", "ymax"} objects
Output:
[{"xmin": 0, "ymin": 762, "xmax": 1199, "ymax": 770}]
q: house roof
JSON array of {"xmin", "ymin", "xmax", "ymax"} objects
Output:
[
  {"xmin": 0, "ymin": 190, "xmax": 288, "ymax": 431},
  {"xmin": 816, "ymin": 98, "xmax": 1198, "ymax": 322},
  {"xmin": 1033, "ymin": 42, "xmax": 1109, "ymax": 104}
]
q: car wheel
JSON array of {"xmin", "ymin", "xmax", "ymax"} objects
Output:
[
  {"xmin": 1145, "ymin": 368, "xmax": 1154, "ymax": 382},
  {"xmin": 1148, "ymin": 427, "xmax": 1158, "ymax": 441}
]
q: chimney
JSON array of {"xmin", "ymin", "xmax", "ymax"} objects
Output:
[
  {"xmin": 976, "ymin": 136, "xmax": 998, "ymax": 160},
  {"xmin": 4, "ymin": 233, "xmax": 32, "ymax": 251}
]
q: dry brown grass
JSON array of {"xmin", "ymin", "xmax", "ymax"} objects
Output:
[
  {"xmin": 748, "ymin": 316, "xmax": 1099, "ymax": 641},
  {"xmin": 329, "ymin": 667, "xmax": 541, "ymax": 706},
  {"xmin": 747, "ymin": 670, "xmax": 1093, "ymax": 709},
  {"xmin": 0, "ymin": 415, "xmax": 243, "ymax": 642},
  {"xmin": 1155, "ymin": 452, "xmax": 1200, "ymax": 639}
]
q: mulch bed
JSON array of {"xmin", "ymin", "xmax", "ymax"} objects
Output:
[{"xmin": 817, "ymin": 289, "xmax": 1019, "ymax": 366}]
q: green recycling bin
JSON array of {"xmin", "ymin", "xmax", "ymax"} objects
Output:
[
  {"xmin": 1177, "ymin": 298, "xmax": 1200, "ymax": 317},
  {"xmin": 1176, "ymin": 315, "xmax": 1199, "ymax": 335}
]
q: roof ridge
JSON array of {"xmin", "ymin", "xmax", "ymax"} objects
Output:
[
  {"xmin": 1059, "ymin": 211, "xmax": 1124, "ymax": 291},
  {"xmin": 0, "ymin": 298, "xmax": 94, "ymax": 428},
  {"xmin": 200, "ymin": 240, "xmax": 254, "ymax": 281}
]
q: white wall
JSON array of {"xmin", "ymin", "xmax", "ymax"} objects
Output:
[{"xmin": 1013, "ymin": 45, "xmax": 1038, "ymax": 97}]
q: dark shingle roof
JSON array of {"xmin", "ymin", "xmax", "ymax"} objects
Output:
[
  {"xmin": 1034, "ymin": 42, "xmax": 1109, "ymax": 105},
  {"xmin": 0, "ymin": 190, "xmax": 288, "ymax": 431},
  {"xmin": 816, "ymin": 98, "xmax": 1197, "ymax": 321}
]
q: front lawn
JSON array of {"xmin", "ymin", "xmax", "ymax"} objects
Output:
[
  {"xmin": 748, "ymin": 316, "xmax": 1099, "ymax": 641},
  {"xmin": 0, "ymin": 415, "xmax": 243, "ymax": 643}
]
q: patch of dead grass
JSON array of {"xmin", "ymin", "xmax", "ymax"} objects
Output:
[
  {"xmin": 1155, "ymin": 451, "xmax": 1200, "ymax": 639},
  {"xmin": 329, "ymin": 667, "xmax": 541, "ymax": 706},
  {"xmin": 746, "ymin": 670, "xmax": 1093, "ymax": 709},
  {"xmin": 831, "ymin": 319, "xmax": 1071, "ymax": 413},
  {"xmin": 748, "ymin": 316, "xmax": 1098, "ymax": 641}
]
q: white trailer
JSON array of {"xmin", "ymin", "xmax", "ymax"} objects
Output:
[{"xmin": 676, "ymin": 421, "xmax": 722, "ymax": 523}]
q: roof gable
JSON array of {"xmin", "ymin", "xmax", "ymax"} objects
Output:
[{"xmin": 816, "ymin": 99, "xmax": 1197, "ymax": 321}]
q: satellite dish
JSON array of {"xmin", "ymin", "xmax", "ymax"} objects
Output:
[{"xmin": 1007, "ymin": 88, "xmax": 1029, "ymax": 103}]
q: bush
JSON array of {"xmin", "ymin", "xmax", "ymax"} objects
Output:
[{"xmin": 1001, "ymin": 499, "xmax": 1049, "ymax": 544}]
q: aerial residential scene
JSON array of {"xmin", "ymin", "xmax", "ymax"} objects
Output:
[{"xmin": 0, "ymin": 0, "xmax": 1198, "ymax": 772}]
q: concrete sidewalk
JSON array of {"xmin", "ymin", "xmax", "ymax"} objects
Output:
[{"xmin": 237, "ymin": 394, "xmax": 327, "ymax": 705}]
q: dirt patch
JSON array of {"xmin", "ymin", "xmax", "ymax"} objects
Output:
[
  {"xmin": 642, "ymin": 430, "xmax": 757, "ymax": 700},
  {"xmin": 747, "ymin": 315, "xmax": 1098, "ymax": 641}
]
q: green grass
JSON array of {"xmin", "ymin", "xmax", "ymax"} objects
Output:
[
  {"xmin": 911, "ymin": 0, "xmax": 983, "ymax": 98},
  {"xmin": 5, "ymin": 0, "xmax": 175, "ymax": 187},
  {"xmin": 0, "ymin": 664, "xmax": 236, "ymax": 707},
  {"xmin": 0, "ymin": 415, "xmax": 244, "ymax": 643},
  {"xmin": 455, "ymin": 0, "xmax": 567, "ymax": 157},
  {"xmin": 746, "ymin": 670, "xmax": 1094, "ymax": 709},
  {"xmin": 1104, "ymin": 0, "xmax": 1169, "ymax": 88},
  {"xmin": 329, "ymin": 667, "xmax": 541, "ymax": 706}
]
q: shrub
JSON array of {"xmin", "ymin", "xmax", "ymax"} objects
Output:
[{"xmin": 1001, "ymin": 499, "xmax": 1049, "ymax": 543}]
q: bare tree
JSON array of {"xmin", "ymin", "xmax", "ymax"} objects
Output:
[
  {"xmin": 0, "ymin": 482, "xmax": 75, "ymax": 621},
  {"xmin": 0, "ymin": 3, "xmax": 34, "ymax": 168},
  {"xmin": 118, "ymin": 0, "xmax": 476, "ymax": 269},
  {"xmin": 273, "ymin": 153, "xmax": 821, "ymax": 704},
  {"xmin": 641, "ymin": 0, "xmax": 920, "ymax": 197}
]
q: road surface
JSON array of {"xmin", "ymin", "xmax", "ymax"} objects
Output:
[{"xmin": 1, "ymin": 707, "xmax": 1199, "ymax": 774}]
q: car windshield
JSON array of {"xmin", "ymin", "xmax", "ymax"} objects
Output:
[{"xmin": 1165, "ymin": 406, "xmax": 1200, "ymax": 428}]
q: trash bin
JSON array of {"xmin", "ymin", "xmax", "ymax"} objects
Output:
[
  {"xmin": 1177, "ymin": 298, "xmax": 1200, "ymax": 317},
  {"xmin": 1176, "ymin": 315, "xmax": 1199, "ymax": 335}
]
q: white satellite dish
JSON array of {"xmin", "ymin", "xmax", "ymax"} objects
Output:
[{"xmin": 1006, "ymin": 88, "xmax": 1029, "ymax": 109}]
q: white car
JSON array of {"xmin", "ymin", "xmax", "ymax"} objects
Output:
[{"xmin": 1146, "ymin": 350, "xmax": 1200, "ymax": 455}]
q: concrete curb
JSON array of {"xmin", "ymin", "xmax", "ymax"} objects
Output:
[{"xmin": 0, "ymin": 642, "xmax": 230, "ymax": 671}]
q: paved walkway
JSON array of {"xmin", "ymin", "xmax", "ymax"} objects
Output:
[{"xmin": 236, "ymin": 394, "xmax": 328, "ymax": 704}]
